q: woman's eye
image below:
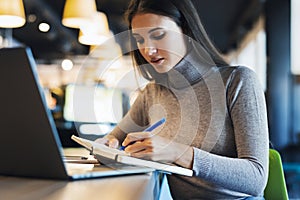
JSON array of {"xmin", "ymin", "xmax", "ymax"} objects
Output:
[
  {"xmin": 150, "ymin": 32, "xmax": 166, "ymax": 40},
  {"xmin": 136, "ymin": 38, "xmax": 144, "ymax": 44},
  {"xmin": 133, "ymin": 36, "xmax": 144, "ymax": 44}
]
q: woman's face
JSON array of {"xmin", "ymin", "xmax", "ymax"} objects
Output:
[{"xmin": 131, "ymin": 13, "xmax": 187, "ymax": 73}]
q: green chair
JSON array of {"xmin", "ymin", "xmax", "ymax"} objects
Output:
[{"xmin": 264, "ymin": 149, "xmax": 289, "ymax": 200}]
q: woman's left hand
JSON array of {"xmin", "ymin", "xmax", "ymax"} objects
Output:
[{"xmin": 122, "ymin": 132, "xmax": 194, "ymax": 169}]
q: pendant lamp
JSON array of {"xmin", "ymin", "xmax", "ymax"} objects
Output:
[
  {"xmin": 62, "ymin": 0, "xmax": 97, "ymax": 29},
  {"xmin": 0, "ymin": 0, "xmax": 26, "ymax": 28},
  {"xmin": 78, "ymin": 12, "xmax": 111, "ymax": 46}
]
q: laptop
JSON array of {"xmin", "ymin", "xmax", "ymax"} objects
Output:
[{"xmin": 0, "ymin": 47, "xmax": 153, "ymax": 180}]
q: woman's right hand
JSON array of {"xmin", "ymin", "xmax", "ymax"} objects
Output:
[{"xmin": 94, "ymin": 135, "xmax": 119, "ymax": 149}]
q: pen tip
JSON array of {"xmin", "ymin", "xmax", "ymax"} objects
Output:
[{"xmin": 119, "ymin": 146, "xmax": 125, "ymax": 151}]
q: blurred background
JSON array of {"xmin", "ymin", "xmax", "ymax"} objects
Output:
[{"xmin": 0, "ymin": 0, "xmax": 299, "ymax": 198}]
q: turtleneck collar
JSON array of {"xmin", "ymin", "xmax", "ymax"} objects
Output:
[{"xmin": 164, "ymin": 47, "xmax": 214, "ymax": 90}]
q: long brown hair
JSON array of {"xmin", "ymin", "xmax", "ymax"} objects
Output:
[{"xmin": 125, "ymin": 0, "xmax": 228, "ymax": 81}]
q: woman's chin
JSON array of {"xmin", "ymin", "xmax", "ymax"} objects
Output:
[{"xmin": 153, "ymin": 65, "xmax": 173, "ymax": 73}]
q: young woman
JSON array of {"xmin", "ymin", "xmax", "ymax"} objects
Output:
[{"xmin": 96, "ymin": 0, "xmax": 269, "ymax": 199}]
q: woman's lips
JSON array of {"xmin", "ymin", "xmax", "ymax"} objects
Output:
[{"xmin": 150, "ymin": 58, "xmax": 165, "ymax": 65}]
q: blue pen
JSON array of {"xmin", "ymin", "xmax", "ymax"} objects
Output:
[{"xmin": 119, "ymin": 117, "xmax": 166, "ymax": 150}]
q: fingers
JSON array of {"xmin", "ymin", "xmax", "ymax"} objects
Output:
[
  {"xmin": 94, "ymin": 136, "xmax": 119, "ymax": 149},
  {"xmin": 124, "ymin": 139, "xmax": 152, "ymax": 153},
  {"xmin": 129, "ymin": 148, "xmax": 166, "ymax": 162},
  {"xmin": 131, "ymin": 149, "xmax": 153, "ymax": 160},
  {"xmin": 94, "ymin": 137, "xmax": 108, "ymax": 145},
  {"xmin": 122, "ymin": 131, "xmax": 153, "ymax": 147},
  {"xmin": 108, "ymin": 138, "xmax": 119, "ymax": 148}
]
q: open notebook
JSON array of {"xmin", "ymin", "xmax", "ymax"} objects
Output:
[{"xmin": 72, "ymin": 135, "xmax": 193, "ymax": 176}]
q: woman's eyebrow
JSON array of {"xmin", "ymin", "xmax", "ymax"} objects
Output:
[
  {"xmin": 132, "ymin": 33, "xmax": 140, "ymax": 37},
  {"xmin": 148, "ymin": 27, "xmax": 163, "ymax": 34},
  {"xmin": 132, "ymin": 27, "xmax": 164, "ymax": 36}
]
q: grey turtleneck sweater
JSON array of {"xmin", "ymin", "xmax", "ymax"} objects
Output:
[{"xmin": 108, "ymin": 50, "xmax": 269, "ymax": 199}]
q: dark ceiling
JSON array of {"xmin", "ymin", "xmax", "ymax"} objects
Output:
[{"xmin": 12, "ymin": 0, "xmax": 265, "ymax": 61}]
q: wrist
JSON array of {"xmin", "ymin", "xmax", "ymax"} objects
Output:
[{"xmin": 173, "ymin": 143, "xmax": 194, "ymax": 169}]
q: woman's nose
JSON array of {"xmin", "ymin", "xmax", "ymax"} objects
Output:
[{"xmin": 144, "ymin": 46, "xmax": 157, "ymax": 56}]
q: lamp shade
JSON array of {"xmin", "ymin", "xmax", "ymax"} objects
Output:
[
  {"xmin": 62, "ymin": 0, "xmax": 97, "ymax": 28},
  {"xmin": 0, "ymin": 0, "xmax": 26, "ymax": 28},
  {"xmin": 79, "ymin": 32, "xmax": 110, "ymax": 46},
  {"xmin": 78, "ymin": 12, "xmax": 111, "ymax": 45}
]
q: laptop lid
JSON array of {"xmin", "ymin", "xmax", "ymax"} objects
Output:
[
  {"xmin": 0, "ymin": 47, "xmax": 69, "ymax": 179},
  {"xmin": 0, "ymin": 47, "xmax": 152, "ymax": 180}
]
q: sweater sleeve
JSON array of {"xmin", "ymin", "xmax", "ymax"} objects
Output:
[
  {"xmin": 192, "ymin": 67, "xmax": 269, "ymax": 196},
  {"xmin": 109, "ymin": 86, "xmax": 150, "ymax": 143}
]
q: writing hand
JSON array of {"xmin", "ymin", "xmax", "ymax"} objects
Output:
[
  {"xmin": 122, "ymin": 132, "xmax": 174, "ymax": 162},
  {"xmin": 120, "ymin": 118, "xmax": 166, "ymax": 151},
  {"xmin": 122, "ymin": 132, "xmax": 194, "ymax": 168}
]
